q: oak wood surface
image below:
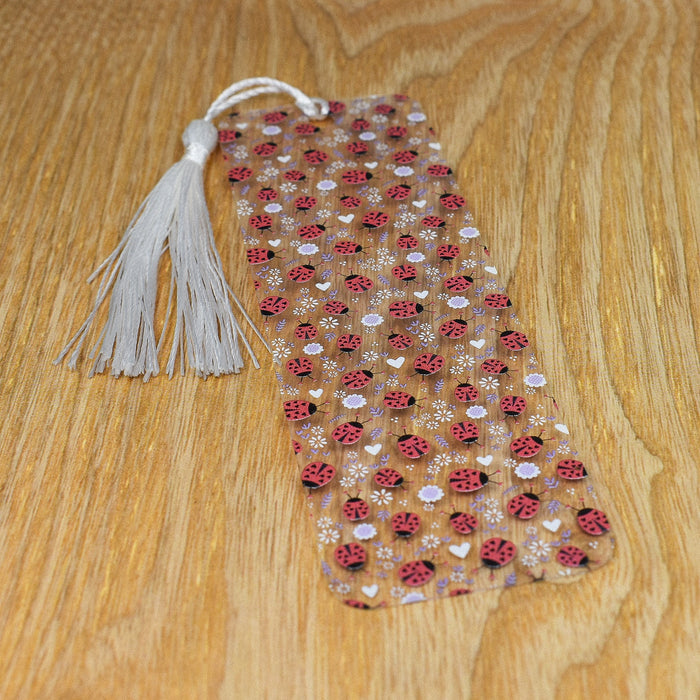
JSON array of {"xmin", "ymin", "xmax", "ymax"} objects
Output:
[{"xmin": 1, "ymin": 0, "xmax": 699, "ymax": 697}]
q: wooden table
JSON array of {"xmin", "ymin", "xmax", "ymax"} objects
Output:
[{"xmin": 2, "ymin": 1, "xmax": 698, "ymax": 697}]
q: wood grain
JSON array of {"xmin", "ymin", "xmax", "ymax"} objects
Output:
[{"xmin": 1, "ymin": 0, "xmax": 699, "ymax": 697}]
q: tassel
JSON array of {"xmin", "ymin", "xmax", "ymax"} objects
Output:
[{"xmin": 55, "ymin": 77, "xmax": 328, "ymax": 380}]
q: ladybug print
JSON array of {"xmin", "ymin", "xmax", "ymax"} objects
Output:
[
  {"xmin": 386, "ymin": 184, "xmax": 412, "ymax": 201},
  {"xmin": 294, "ymin": 321, "xmax": 318, "ymax": 340},
  {"xmin": 444, "ymin": 275, "xmax": 474, "ymax": 293},
  {"xmin": 285, "ymin": 357, "xmax": 313, "ymax": 380},
  {"xmin": 294, "ymin": 195, "xmax": 317, "ymax": 212},
  {"xmin": 413, "ymin": 353, "xmax": 444, "ymax": 376},
  {"xmin": 259, "ymin": 295, "xmax": 288, "ymax": 317},
  {"xmin": 375, "ymin": 103, "xmax": 396, "ymax": 115},
  {"xmin": 343, "ymin": 273, "xmax": 374, "ymax": 293},
  {"xmin": 300, "ymin": 461, "xmax": 336, "ymax": 489},
  {"xmin": 351, "ymin": 118, "xmax": 371, "ymax": 131},
  {"xmin": 342, "ymin": 495, "xmax": 370, "ymax": 521},
  {"xmin": 391, "ymin": 264, "xmax": 417, "ymax": 282},
  {"xmin": 344, "ymin": 599, "xmax": 372, "ymax": 610},
  {"xmin": 342, "ymin": 169, "xmax": 373, "ymax": 185},
  {"xmin": 396, "ymin": 233, "xmax": 419, "ymax": 250},
  {"xmin": 557, "ymin": 459, "xmax": 588, "ymax": 480},
  {"xmin": 218, "ymin": 129, "xmax": 242, "ymax": 143},
  {"xmin": 450, "ymin": 421, "xmax": 479, "ymax": 445},
  {"xmin": 287, "ymin": 263, "xmax": 315, "ymax": 283},
  {"xmin": 383, "ymin": 391, "xmax": 417, "ymax": 410},
  {"xmin": 422, "ymin": 215, "xmax": 446, "ymax": 228},
  {"xmin": 341, "ymin": 369, "xmax": 374, "ymax": 390},
  {"xmin": 398, "ymin": 560, "xmax": 435, "ymax": 586},
  {"xmin": 337, "ymin": 333, "xmax": 362, "ymax": 354},
  {"xmin": 332, "ymin": 420, "xmax": 366, "ymax": 445},
  {"xmin": 480, "ymin": 538, "xmax": 516, "ymax": 569},
  {"xmin": 334, "ymin": 240, "xmax": 365, "ymax": 255},
  {"xmin": 396, "ymin": 432, "xmax": 431, "ymax": 459},
  {"xmin": 294, "ymin": 122, "xmax": 319, "ymax": 135},
  {"xmin": 557, "ymin": 545, "xmax": 590, "ymax": 568},
  {"xmin": 323, "ymin": 300, "xmax": 350, "ymax": 316},
  {"xmin": 246, "ymin": 247, "xmax": 277, "ymax": 265},
  {"xmin": 455, "ymin": 381, "xmax": 479, "ymax": 402},
  {"xmin": 387, "ymin": 331, "xmax": 413, "ymax": 350},
  {"xmin": 252, "ymin": 142, "xmax": 278, "ymax": 157},
  {"xmin": 257, "ymin": 187, "xmax": 278, "ymax": 202},
  {"xmin": 374, "ymin": 468, "xmax": 404, "ymax": 487},
  {"xmin": 361, "ymin": 211, "xmax": 390, "ymax": 229},
  {"xmin": 387, "ymin": 125, "xmax": 408, "ymax": 139},
  {"xmin": 292, "ymin": 439, "xmax": 303, "ymax": 455},
  {"xmin": 481, "ymin": 359, "xmax": 509, "ymax": 375},
  {"xmin": 392, "ymin": 149, "xmax": 418, "ymax": 164},
  {"xmin": 439, "ymin": 318, "xmax": 469, "ymax": 339},
  {"xmin": 449, "ymin": 511, "xmax": 479, "ymax": 535},
  {"xmin": 303, "ymin": 149, "xmax": 329, "ymax": 165},
  {"xmin": 263, "ymin": 110, "xmax": 288, "ymax": 124},
  {"xmin": 327, "ymin": 100, "xmax": 345, "ymax": 114},
  {"xmin": 249, "ymin": 214, "xmax": 273, "ymax": 231},
  {"xmin": 427, "ymin": 164, "xmax": 452, "ymax": 177},
  {"xmin": 347, "ymin": 141, "xmax": 369, "ymax": 155},
  {"xmin": 283, "ymin": 399, "xmax": 320, "ymax": 420},
  {"xmin": 507, "ymin": 492, "xmax": 542, "ymax": 519},
  {"xmin": 389, "ymin": 301, "xmax": 423, "ymax": 319},
  {"xmin": 284, "ymin": 169, "xmax": 306, "ymax": 182},
  {"xmin": 510, "ymin": 434, "xmax": 544, "ymax": 458},
  {"xmin": 500, "ymin": 395, "xmax": 527, "ymax": 417},
  {"xmin": 227, "ymin": 166, "xmax": 253, "ymax": 183},
  {"xmin": 448, "ymin": 468, "xmax": 494, "ymax": 493},
  {"xmin": 499, "ymin": 329, "xmax": 529, "ymax": 351},
  {"xmin": 574, "ymin": 507, "xmax": 611, "ymax": 536},
  {"xmin": 437, "ymin": 244, "xmax": 460, "ymax": 261},
  {"xmin": 340, "ymin": 195, "xmax": 362, "ymax": 209},
  {"xmin": 298, "ymin": 223, "xmax": 326, "ymax": 240},
  {"xmin": 439, "ymin": 192, "xmax": 466, "ymax": 210},
  {"xmin": 391, "ymin": 512, "xmax": 421, "ymax": 538},
  {"xmin": 484, "ymin": 294, "xmax": 512, "ymax": 309},
  {"xmin": 334, "ymin": 543, "xmax": 367, "ymax": 571}
]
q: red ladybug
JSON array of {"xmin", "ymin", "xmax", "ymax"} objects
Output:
[
  {"xmin": 387, "ymin": 125, "xmax": 408, "ymax": 139},
  {"xmin": 449, "ymin": 511, "xmax": 479, "ymax": 535},
  {"xmin": 437, "ymin": 244, "xmax": 460, "ymax": 261},
  {"xmin": 455, "ymin": 382, "xmax": 479, "ymax": 402},
  {"xmin": 294, "ymin": 122, "xmax": 319, "ymax": 135},
  {"xmin": 386, "ymin": 184, "xmax": 412, "ymax": 201},
  {"xmin": 257, "ymin": 187, "xmax": 278, "ymax": 201},
  {"xmin": 334, "ymin": 240, "xmax": 365, "ymax": 255},
  {"xmin": 413, "ymin": 353, "xmax": 444, "ymax": 376},
  {"xmin": 422, "ymin": 215, "xmax": 446, "ymax": 228},
  {"xmin": 283, "ymin": 399, "xmax": 321, "ymax": 420},
  {"xmin": 303, "ymin": 149, "xmax": 329, "ymax": 165},
  {"xmin": 391, "ymin": 511, "xmax": 421, "ymax": 538},
  {"xmin": 391, "ymin": 264, "xmax": 417, "ymax": 282},
  {"xmin": 328, "ymin": 100, "xmax": 346, "ymax": 114},
  {"xmin": 375, "ymin": 103, "xmax": 396, "ymax": 115},
  {"xmin": 298, "ymin": 223, "xmax": 326, "ymax": 240},
  {"xmin": 324, "ymin": 301, "xmax": 350, "ymax": 316},
  {"xmin": 344, "ymin": 599, "xmax": 373, "ymax": 610},
  {"xmin": 427, "ymin": 164, "xmax": 452, "ymax": 177},
  {"xmin": 383, "ymin": 391, "xmax": 417, "ymax": 410},
  {"xmin": 263, "ymin": 110, "xmax": 287, "ymax": 123},
  {"xmin": 392, "ymin": 150, "xmax": 418, "ymax": 164},
  {"xmin": 499, "ymin": 329, "xmax": 529, "ymax": 351},
  {"xmin": 439, "ymin": 318, "xmax": 469, "ymax": 339},
  {"xmin": 342, "ymin": 495, "xmax": 370, "ymax": 521},
  {"xmin": 287, "ymin": 263, "xmax": 316, "ymax": 283},
  {"xmin": 396, "ymin": 233, "xmax": 419, "ymax": 249},
  {"xmin": 398, "ymin": 560, "xmax": 435, "ymax": 586},
  {"xmin": 227, "ymin": 166, "xmax": 253, "ymax": 183},
  {"xmin": 252, "ymin": 142, "xmax": 278, "ymax": 157},
  {"xmin": 246, "ymin": 247, "xmax": 277, "ymax": 265},
  {"xmin": 334, "ymin": 542, "xmax": 367, "ymax": 570},
  {"xmin": 347, "ymin": 141, "xmax": 369, "ymax": 155},
  {"xmin": 572, "ymin": 506, "xmax": 611, "ymax": 536},
  {"xmin": 449, "ymin": 588, "xmax": 472, "ymax": 597},
  {"xmin": 557, "ymin": 545, "xmax": 590, "ymax": 568},
  {"xmin": 351, "ymin": 118, "xmax": 371, "ymax": 131},
  {"xmin": 374, "ymin": 468, "xmax": 404, "ymax": 487},
  {"xmin": 285, "ymin": 357, "xmax": 313, "ymax": 379},
  {"xmin": 337, "ymin": 333, "xmax": 362, "ymax": 354},
  {"xmin": 362, "ymin": 211, "xmax": 390, "ymax": 229},
  {"xmin": 396, "ymin": 432, "xmax": 431, "ymax": 459},
  {"xmin": 340, "ymin": 195, "xmax": 363, "ymax": 209},
  {"xmin": 343, "ymin": 273, "xmax": 374, "ymax": 293},
  {"xmin": 481, "ymin": 359, "xmax": 509, "ymax": 375},
  {"xmin": 484, "ymin": 294, "xmax": 512, "ymax": 309},
  {"xmin": 444, "ymin": 275, "xmax": 474, "ymax": 293},
  {"xmin": 342, "ymin": 169, "xmax": 373, "ymax": 184},
  {"xmin": 292, "ymin": 439, "xmax": 303, "ymax": 454},
  {"xmin": 389, "ymin": 301, "xmax": 424, "ymax": 319},
  {"xmin": 387, "ymin": 331, "xmax": 413, "ymax": 350},
  {"xmin": 284, "ymin": 169, "xmax": 306, "ymax": 182},
  {"xmin": 294, "ymin": 195, "xmax": 317, "ymax": 212},
  {"xmin": 448, "ymin": 468, "xmax": 497, "ymax": 493},
  {"xmin": 218, "ymin": 129, "xmax": 242, "ymax": 143},
  {"xmin": 439, "ymin": 192, "xmax": 466, "ymax": 210},
  {"xmin": 500, "ymin": 395, "xmax": 527, "ymax": 417},
  {"xmin": 301, "ymin": 461, "xmax": 336, "ymax": 489},
  {"xmin": 450, "ymin": 421, "xmax": 479, "ymax": 445},
  {"xmin": 294, "ymin": 322, "xmax": 318, "ymax": 340},
  {"xmin": 332, "ymin": 420, "xmax": 366, "ymax": 445},
  {"xmin": 480, "ymin": 538, "xmax": 516, "ymax": 569},
  {"xmin": 557, "ymin": 459, "xmax": 588, "ymax": 480},
  {"xmin": 510, "ymin": 434, "xmax": 544, "ymax": 458},
  {"xmin": 341, "ymin": 369, "xmax": 374, "ymax": 390},
  {"xmin": 249, "ymin": 214, "xmax": 273, "ymax": 231},
  {"xmin": 507, "ymin": 492, "xmax": 542, "ymax": 519},
  {"xmin": 259, "ymin": 295, "xmax": 289, "ymax": 317}
]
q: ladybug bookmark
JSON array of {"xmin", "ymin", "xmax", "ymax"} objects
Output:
[{"xmin": 219, "ymin": 92, "xmax": 614, "ymax": 608}]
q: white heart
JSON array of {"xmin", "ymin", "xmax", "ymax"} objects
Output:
[
  {"xmin": 428, "ymin": 142, "xmax": 441, "ymax": 150},
  {"xmin": 362, "ymin": 584, "xmax": 379, "ymax": 598},
  {"xmin": 470, "ymin": 339, "xmax": 485, "ymax": 349},
  {"xmin": 412, "ymin": 200, "xmax": 427, "ymax": 208},
  {"xmin": 277, "ymin": 155, "xmax": 291, "ymax": 163},
  {"xmin": 448, "ymin": 542, "xmax": 471, "ymax": 559},
  {"xmin": 555, "ymin": 423, "xmax": 570, "ymax": 435},
  {"xmin": 235, "ymin": 123, "xmax": 248, "ymax": 129},
  {"xmin": 364, "ymin": 444, "xmax": 382, "ymax": 456},
  {"xmin": 476, "ymin": 455, "xmax": 493, "ymax": 467},
  {"xmin": 267, "ymin": 239, "xmax": 281, "ymax": 247},
  {"xmin": 309, "ymin": 389, "xmax": 323, "ymax": 399},
  {"xmin": 543, "ymin": 519, "xmax": 561, "ymax": 533},
  {"xmin": 484, "ymin": 265, "xmax": 498, "ymax": 274},
  {"xmin": 316, "ymin": 282, "xmax": 331, "ymax": 291},
  {"xmin": 338, "ymin": 214, "xmax": 355, "ymax": 224},
  {"xmin": 364, "ymin": 161, "xmax": 378, "ymax": 169},
  {"xmin": 414, "ymin": 290, "xmax": 429, "ymax": 299},
  {"xmin": 386, "ymin": 357, "xmax": 405, "ymax": 369}
]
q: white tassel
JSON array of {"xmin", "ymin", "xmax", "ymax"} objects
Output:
[{"xmin": 56, "ymin": 77, "xmax": 327, "ymax": 380}]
